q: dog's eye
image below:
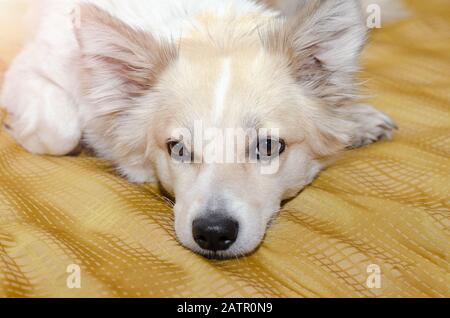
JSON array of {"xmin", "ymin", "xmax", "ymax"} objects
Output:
[
  {"xmin": 257, "ymin": 138, "xmax": 286, "ymax": 160},
  {"xmin": 167, "ymin": 140, "xmax": 192, "ymax": 163}
]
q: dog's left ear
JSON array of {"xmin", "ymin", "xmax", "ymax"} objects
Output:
[
  {"xmin": 264, "ymin": 0, "xmax": 368, "ymax": 156},
  {"xmin": 265, "ymin": 0, "xmax": 367, "ymax": 103}
]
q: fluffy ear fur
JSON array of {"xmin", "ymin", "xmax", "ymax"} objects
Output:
[
  {"xmin": 264, "ymin": 0, "xmax": 368, "ymax": 156},
  {"xmin": 75, "ymin": 4, "xmax": 177, "ymax": 99},
  {"xmin": 265, "ymin": 0, "xmax": 367, "ymax": 106}
]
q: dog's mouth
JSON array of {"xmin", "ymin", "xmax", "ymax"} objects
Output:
[
  {"xmin": 198, "ymin": 250, "xmax": 235, "ymax": 260},
  {"xmin": 176, "ymin": 219, "xmax": 267, "ymax": 260},
  {"xmin": 170, "ymin": 195, "xmax": 278, "ymax": 259},
  {"xmin": 193, "ymin": 246, "xmax": 258, "ymax": 260}
]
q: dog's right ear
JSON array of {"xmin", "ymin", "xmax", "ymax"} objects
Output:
[{"xmin": 74, "ymin": 4, "xmax": 177, "ymax": 97}]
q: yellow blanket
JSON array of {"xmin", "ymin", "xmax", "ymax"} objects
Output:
[{"xmin": 0, "ymin": 0, "xmax": 448, "ymax": 297}]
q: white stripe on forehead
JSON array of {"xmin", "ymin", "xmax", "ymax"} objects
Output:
[{"xmin": 212, "ymin": 58, "xmax": 232, "ymax": 124}]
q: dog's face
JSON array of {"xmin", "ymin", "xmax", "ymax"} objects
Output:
[
  {"xmin": 152, "ymin": 47, "xmax": 326, "ymax": 257},
  {"xmin": 77, "ymin": 1, "xmax": 366, "ymax": 258}
]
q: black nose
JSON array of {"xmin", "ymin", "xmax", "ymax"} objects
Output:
[{"xmin": 192, "ymin": 216, "xmax": 239, "ymax": 251}]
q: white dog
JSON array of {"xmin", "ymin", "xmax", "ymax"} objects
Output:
[{"xmin": 1, "ymin": 0, "xmax": 399, "ymax": 258}]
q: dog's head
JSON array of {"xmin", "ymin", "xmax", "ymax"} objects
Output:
[{"xmin": 77, "ymin": 0, "xmax": 366, "ymax": 258}]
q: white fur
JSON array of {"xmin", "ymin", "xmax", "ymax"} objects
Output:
[
  {"xmin": 1, "ymin": 0, "xmax": 400, "ymax": 258},
  {"xmin": 213, "ymin": 58, "xmax": 232, "ymax": 124},
  {"xmin": 1, "ymin": 0, "xmax": 273, "ymax": 155}
]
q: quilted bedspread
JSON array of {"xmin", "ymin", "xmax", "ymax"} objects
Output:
[{"xmin": 0, "ymin": 0, "xmax": 448, "ymax": 297}]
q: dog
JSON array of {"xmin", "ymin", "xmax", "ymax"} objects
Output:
[{"xmin": 1, "ymin": 0, "xmax": 400, "ymax": 259}]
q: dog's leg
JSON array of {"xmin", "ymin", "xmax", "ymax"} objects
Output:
[
  {"xmin": 118, "ymin": 163, "xmax": 157, "ymax": 184},
  {"xmin": 1, "ymin": 4, "xmax": 81, "ymax": 156},
  {"xmin": 1, "ymin": 56, "xmax": 81, "ymax": 155},
  {"xmin": 346, "ymin": 104, "xmax": 397, "ymax": 149}
]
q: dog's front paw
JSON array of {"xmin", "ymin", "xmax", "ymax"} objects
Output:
[
  {"xmin": 118, "ymin": 163, "xmax": 157, "ymax": 184},
  {"xmin": 1, "ymin": 75, "xmax": 81, "ymax": 156},
  {"xmin": 348, "ymin": 104, "xmax": 397, "ymax": 149}
]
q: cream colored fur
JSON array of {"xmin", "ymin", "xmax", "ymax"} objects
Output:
[{"xmin": 0, "ymin": 0, "xmax": 401, "ymax": 258}]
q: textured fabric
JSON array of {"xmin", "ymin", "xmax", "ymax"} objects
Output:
[{"xmin": 0, "ymin": 0, "xmax": 449, "ymax": 298}]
